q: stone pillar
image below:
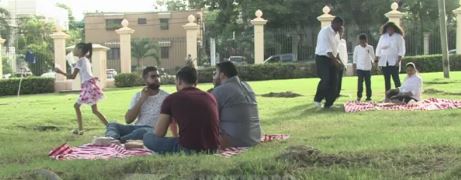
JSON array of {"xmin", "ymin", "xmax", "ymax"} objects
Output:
[
  {"xmin": 91, "ymin": 44, "xmax": 110, "ymax": 89},
  {"xmin": 0, "ymin": 37, "xmax": 5, "ymax": 79},
  {"xmin": 50, "ymin": 26, "xmax": 70, "ymax": 91},
  {"xmin": 250, "ymin": 10, "xmax": 268, "ymax": 64},
  {"xmin": 424, "ymin": 32, "xmax": 430, "ymax": 55},
  {"xmin": 183, "ymin": 15, "xmax": 199, "ymax": 67},
  {"xmin": 317, "ymin": 6, "xmax": 335, "ymax": 28},
  {"xmin": 385, "ymin": 2, "xmax": 405, "ymax": 26},
  {"xmin": 116, "ymin": 19, "xmax": 135, "ymax": 73},
  {"xmin": 453, "ymin": 2, "xmax": 461, "ymax": 54},
  {"xmin": 210, "ymin": 37, "xmax": 216, "ymax": 66}
]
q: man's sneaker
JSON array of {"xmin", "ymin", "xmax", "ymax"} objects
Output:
[
  {"xmin": 365, "ymin": 98, "xmax": 372, "ymax": 101},
  {"xmin": 356, "ymin": 98, "xmax": 361, "ymax": 102},
  {"xmin": 314, "ymin": 101, "xmax": 322, "ymax": 108}
]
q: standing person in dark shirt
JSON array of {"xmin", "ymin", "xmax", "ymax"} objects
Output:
[{"xmin": 143, "ymin": 66, "xmax": 220, "ymax": 154}]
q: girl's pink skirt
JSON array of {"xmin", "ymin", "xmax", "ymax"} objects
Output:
[{"xmin": 77, "ymin": 78, "xmax": 103, "ymax": 105}]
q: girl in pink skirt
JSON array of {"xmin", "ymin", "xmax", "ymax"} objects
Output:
[{"xmin": 56, "ymin": 43, "xmax": 108, "ymax": 135}]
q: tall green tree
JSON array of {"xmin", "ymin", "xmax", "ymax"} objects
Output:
[
  {"xmin": 56, "ymin": 3, "xmax": 85, "ymax": 44},
  {"xmin": 131, "ymin": 38, "xmax": 160, "ymax": 69},
  {"xmin": 166, "ymin": 0, "xmax": 188, "ymax": 11},
  {"xmin": 16, "ymin": 16, "xmax": 55, "ymax": 75},
  {"xmin": 0, "ymin": 7, "xmax": 11, "ymax": 43}
]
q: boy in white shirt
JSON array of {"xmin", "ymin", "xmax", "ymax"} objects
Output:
[{"xmin": 353, "ymin": 34, "xmax": 375, "ymax": 101}]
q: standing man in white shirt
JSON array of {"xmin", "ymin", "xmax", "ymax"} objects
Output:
[
  {"xmin": 375, "ymin": 22, "xmax": 406, "ymax": 98},
  {"xmin": 353, "ymin": 34, "xmax": 375, "ymax": 101},
  {"xmin": 314, "ymin": 17, "xmax": 344, "ymax": 109},
  {"xmin": 336, "ymin": 26, "xmax": 348, "ymax": 99}
]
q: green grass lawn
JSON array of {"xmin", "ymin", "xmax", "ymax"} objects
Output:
[{"xmin": 1, "ymin": 72, "xmax": 461, "ymax": 179}]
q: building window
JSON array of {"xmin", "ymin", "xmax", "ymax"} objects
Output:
[
  {"xmin": 138, "ymin": 18, "xmax": 147, "ymax": 25},
  {"xmin": 160, "ymin": 47, "xmax": 169, "ymax": 59},
  {"xmin": 107, "ymin": 48, "xmax": 120, "ymax": 60},
  {"xmin": 160, "ymin": 18, "xmax": 169, "ymax": 30},
  {"xmin": 106, "ymin": 19, "xmax": 123, "ymax": 30}
]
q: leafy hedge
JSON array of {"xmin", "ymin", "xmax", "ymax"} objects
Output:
[
  {"xmin": 114, "ymin": 73, "xmax": 176, "ymax": 87},
  {"xmin": 0, "ymin": 77, "xmax": 54, "ymax": 96},
  {"xmin": 114, "ymin": 73, "xmax": 144, "ymax": 87},
  {"xmin": 198, "ymin": 62, "xmax": 317, "ymax": 83},
  {"xmin": 113, "ymin": 54, "xmax": 461, "ymax": 86},
  {"xmin": 401, "ymin": 54, "xmax": 461, "ymax": 72}
]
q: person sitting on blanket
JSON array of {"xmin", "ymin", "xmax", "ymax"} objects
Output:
[
  {"xmin": 385, "ymin": 62, "xmax": 422, "ymax": 103},
  {"xmin": 105, "ymin": 66, "xmax": 174, "ymax": 142},
  {"xmin": 211, "ymin": 61, "xmax": 261, "ymax": 148},
  {"xmin": 143, "ymin": 66, "xmax": 220, "ymax": 154}
]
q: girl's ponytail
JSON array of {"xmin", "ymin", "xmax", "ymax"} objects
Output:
[{"xmin": 86, "ymin": 43, "xmax": 93, "ymax": 59}]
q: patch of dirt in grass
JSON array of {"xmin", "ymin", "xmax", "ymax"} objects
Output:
[
  {"xmin": 277, "ymin": 145, "xmax": 371, "ymax": 167},
  {"xmin": 261, "ymin": 91, "xmax": 302, "ymax": 98},
  {"xmin": 424, "ymin": 88, "xmax": 461, "ymax": 96},
  {"xmin": 13, "ymin": 125, "xmax": 61, "ymax": 132},
  {"xmin": 15, "ymin": 169, "xmax": 63, "ymax": 180},
  {"xmin": 425, "ymin": 79, "xmax": 461, "ymax": 85},
  {"xmin": 33, "ymin": 125, "xmax": 60, "ymax": 132},
  {"xmin": 278, "ymin": 145, "xmax": 460, "ymax": 178},
  {"xmin": 424, "ymin": 88, "xmax": 445, "ymax": 94}
]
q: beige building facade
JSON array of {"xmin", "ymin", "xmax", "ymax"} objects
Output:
[{"xmin": 84, "ymin": 10, "xmax": 203, "ymax": 71}]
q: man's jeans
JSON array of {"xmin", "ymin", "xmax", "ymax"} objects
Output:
[
  {"xmin": 143, "ymin": 132, "xmax": 180, "ymax": 154},
  {"xmin": 105, "ymin": 122, "xmax": 152, "ymax": 142}
]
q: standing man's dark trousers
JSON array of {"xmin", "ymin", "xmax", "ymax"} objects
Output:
[
  {"xmin": 314, "ymin": 55, "xmax": 338, "ymax": 108},
  {"xmin": 336, "ymin": 66, "xmax": 344, "ymax": 99},
  {"xmin": 357, "ymin": 70, "xmax": 372, "ymax": 100},
  {"xmin": 381, "ymin": 64, "xmax": 401, "ymax": 92}
]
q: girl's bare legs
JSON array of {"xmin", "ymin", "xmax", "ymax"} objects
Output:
[
  {"xmin": 91, "ymin": 104, "xmax": 108, "ymax": 126},
  {"xmin": 74, "ymin": 103, "xmax": 83, "ymax": 131}
]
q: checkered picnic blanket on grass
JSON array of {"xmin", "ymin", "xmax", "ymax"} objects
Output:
[
  {"xmin": 48, "ymin": 143, "xmax": 152, "ymax": 160},
  {"xmin": 216, "ymin": 134, "xmax": 290, "ymax": 158},
  {"xmin": 344, "ymin": 98, "xmax": 461, "ymax": 113},
  {"xmin": 49, "ymin": 134, "xmax": 289, "ymax": 160}
]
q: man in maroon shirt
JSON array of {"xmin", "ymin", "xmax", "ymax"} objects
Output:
[{"xmin": 143, "ymin": 66, "xmax": 220, "ymax": 154}]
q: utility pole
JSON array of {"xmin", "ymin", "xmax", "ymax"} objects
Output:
[{"xmin": 438, "ymin": 0, "xmax": 450, "ymax": 78}]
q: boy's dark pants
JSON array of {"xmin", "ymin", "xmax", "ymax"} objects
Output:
[{"xmin": 357, "ymin": 70, "xmax": 372, "ymax": 99}]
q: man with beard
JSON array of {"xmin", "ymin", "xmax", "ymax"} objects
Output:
[
  {"xmin": 105, "ymin": 66, "xmax": 170, "ymax": 142},
  {"xmin": 211, "ymin": 61, "xmax": 261, "ymax": 148}
]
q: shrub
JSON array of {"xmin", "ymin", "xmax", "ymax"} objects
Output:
[
  {"xmin": 402, "ymin": 54, "xmax": 461, "ymax": 72},
  {"xmin": 197, "ymin": 62, "xmax": 317, "ymax": 83},
  {"xmin": 114, "ymin": 73, "xmax": 176, "ymax": 87},
  {"xmin": 114, "ymin": 73, "xmax": 144, "ymax": 87},
  {"xmin": 196, "ymin": 54, "xmax": 461, "ymax": 83},
  {"xmin": 0, "ymin": 77, "xmax": 54, "ymax": 96}
]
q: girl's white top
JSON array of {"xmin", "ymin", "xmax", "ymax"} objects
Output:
[
  {"xmin": 376, "ymin": 33, "xmax": 406, "ymax": 67},
  {"xmin": 74, "ymin": 57, "xmax": 94, "ymax": 83},
  {"xmin": 399, "ymin": 74, "xmax": 423, "ymax": 101}
]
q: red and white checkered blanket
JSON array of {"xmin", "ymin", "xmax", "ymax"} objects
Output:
[
  {"xmin": 344, "ymin": 98, "xmax": 461, "ymax": 113},
  {"xmin": 216, "ymin": 134, "xmax": 290, "ymax": 158},
  {"xmin": 48, "ymin": 143, "xmax": 152, "ymax": 160},
  {"xmin": 49, "ymin": 134, "xmax": 289, "ymax": 160}
]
